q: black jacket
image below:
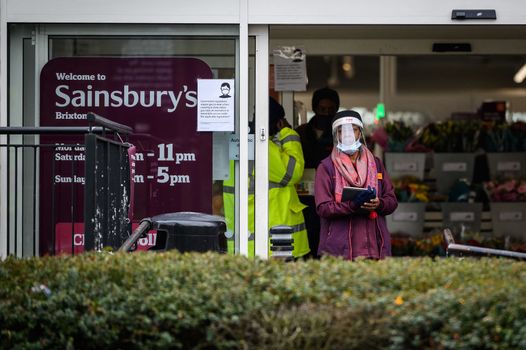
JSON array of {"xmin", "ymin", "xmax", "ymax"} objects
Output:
[{"xmin": 295, "ymin": 120, "xmax": 333, "ymax": 169}]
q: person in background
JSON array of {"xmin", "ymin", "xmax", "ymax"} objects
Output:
[
  {"xmin": 295, "ymin": 87, "xmax": 340, "ymax": 169},
  {"xmin": 294, "ymin": 87, "xmax": 340, "ymax": 258},
  {"xmin": 223, "ymin": 97, "xmax": 310, "ymax": 258},
  {"xmin": 315, "ymin": 110, "xmax": 397, "ymax": 260}
]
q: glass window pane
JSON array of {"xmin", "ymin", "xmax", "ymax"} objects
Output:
[
  {"xmin": 36, "ymin": 34, "xmax": 238, "ymax": 254},
  {"xmin": 397, "ymin": 55, "xmax": 526, "ymax": 92}
]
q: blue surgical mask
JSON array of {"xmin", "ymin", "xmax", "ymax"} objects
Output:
[{"xmin": 337, "ymin": 140, "xmax": 362, "ymax": 155}]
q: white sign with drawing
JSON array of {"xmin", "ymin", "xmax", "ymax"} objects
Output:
[
  {"xmin": 197, "ymin": 79, "xmax": 235, "ymax": 132},
  {"xmin": 273, "ymin": 46, "xmax": 307, "ymax": 91}
]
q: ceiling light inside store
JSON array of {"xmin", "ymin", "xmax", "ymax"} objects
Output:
[
  {"xmin": 513, "ymin": 63, "xmax": 526, "ymax": 83},
  {"xmin": 342, "ymin": 56, "xmax": 354, "ymax": 79}
]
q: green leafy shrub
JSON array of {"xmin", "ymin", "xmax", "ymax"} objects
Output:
[{"xmin": 1, "ymin": 252, "xmax": 525, "ymax": 349}]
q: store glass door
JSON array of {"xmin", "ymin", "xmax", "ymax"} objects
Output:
[{"xmin": 5, "ymin": 24, "xmax": 256, "ymax": 257}]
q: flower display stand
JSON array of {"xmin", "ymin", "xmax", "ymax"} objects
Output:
[
  {"xmin": 490, "ymin": 202, "xmax": 526, "ymax": 240},
  {"xmin": 486, "ymin": 152, "xmax": 526, "ymax": 179},
  {"xmin": 432, "ymin": 153, "xmax": 476, "ymax": 195},
  {"xmin": 387, "ymin": 202, "xmax": 426, "ymax": 237},
  {"xmin": 440, "ymin": 202, "xmax": 483, "ymax": 234},
  {"xmin": 384, "ymin": 152, "xmax": 427, "ymax": 181}
]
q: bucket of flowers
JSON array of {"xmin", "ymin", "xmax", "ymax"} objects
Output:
[
  {"xmin": 484, "ymin": 178, "xmax": 526, "ymax": 202},
  {"xmin": 418, "ymin": 120, "xmax": 481, "ymax": 153},
  {"xmin": 392, "ymin": 175, "xmax": 430, "ymax": 203}
]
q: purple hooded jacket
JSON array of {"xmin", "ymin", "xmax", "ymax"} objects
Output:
[{"xmin": 315, "ymin": 155, "xmax": 398, "ymax": 260}]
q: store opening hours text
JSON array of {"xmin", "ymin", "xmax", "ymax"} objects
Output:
[
  {"xmin": 51, "ymin": 143, "xmax": 197, "ymax": 187},
  {"xmin": 133, "ymin": 143, "xmax": 195, "ymax": 186}
]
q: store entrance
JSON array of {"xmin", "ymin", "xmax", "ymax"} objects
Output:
[{"xmin": 269, "ymin": 24, "xmax": 526, "ymax": 256}]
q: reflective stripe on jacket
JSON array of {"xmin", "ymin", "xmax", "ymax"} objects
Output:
[
  {"xmin": 223, "ymin": 160, "xmax": 255, "ymax": 236},
  {"xmin": 222, "ymin": 127, "xmax": 309, "ymax": 257},
  {"xmin": 267, "ymin": 127, "xmax": 309, "ymax": 257}
]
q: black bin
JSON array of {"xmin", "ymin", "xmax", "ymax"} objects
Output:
[{"xmin": 150, "ymin": 212, "xmax": 227, "ymax": 253}]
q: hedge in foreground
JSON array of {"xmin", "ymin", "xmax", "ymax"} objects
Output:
[{"xmin": 1, "ymin": 252, "xmax": 526, "ymax": 349}]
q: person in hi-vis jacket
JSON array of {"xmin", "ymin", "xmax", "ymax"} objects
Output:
[{"xmin": 223, "ymin": 97, "xmax": 310, "ymax": 257}]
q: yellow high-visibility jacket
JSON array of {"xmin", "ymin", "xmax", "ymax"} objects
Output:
[
  {"xmin": 223, "ymin": 160, "xmax": 256, "ymax": 256},
  {"xmin": 266, "ymin": 127, "xmax": 309, "ymax": 257},
  {"xmin": 222, "ymin": 127, "xmax": 309, "ymax": 257}
]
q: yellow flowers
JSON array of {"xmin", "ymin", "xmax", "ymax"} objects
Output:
[
  {"xmin": 394, "ymin": 295, "xmax": 404, "ymax": 305},
  {"xmin": 414, "ymin": 192, "xmax": 429, "ymax": 202},
  {"xmin": 393, "ymin": 176, "xmax": 430, "ymax": 203},
  {"xmin": 414, "ymin": 233, "xmax": 443, "ymax": 253}
]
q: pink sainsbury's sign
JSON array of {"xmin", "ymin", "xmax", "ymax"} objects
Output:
[
  {"xmin": 55, "ymin": 222, "xmax": 157, "ymax": 254},
  {"xmin": 40, "ymin": 57, "xmax": 213, "ymax": 255}
]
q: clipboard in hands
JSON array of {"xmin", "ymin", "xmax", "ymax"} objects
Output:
[{"xmin": 341, "ymin": 186, "xmax": 370, "ymax": 202}]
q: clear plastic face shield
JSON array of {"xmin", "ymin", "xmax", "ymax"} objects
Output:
[
  {"xmin": 339, "ymin": 123, "xmax": 357, "ymax": 145},
  {"xmin": 332, "ymin": 116, "xmax": 364, "ymax": 155}
]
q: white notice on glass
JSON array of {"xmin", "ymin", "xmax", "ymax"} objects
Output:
[
  {"xmin": 498, "ymin": 211, "xmax": 523, "ymax": 221},
  {"xmin": 442, "ymin": 162, "xmax": 467, "ymax": 172},
  {"xmin": 229, "ymin": 134, "xmax": 254, "ymax": 160},
  {"xmin": 273, "ymin": 46, "xmax": 307, "ymax": 91},
  {"xmin": 450, "ymin": 212, "xmax": 475, "ymax": 222},
  {"xmin": 197, "ymin": 79, "xmax": 235, "ymax": 132},
  {"xmin": 393, "ymin": 212, "xmax": 418, "ymax": 222}
]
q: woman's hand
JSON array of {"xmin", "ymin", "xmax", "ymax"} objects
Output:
[{"xmin": 361, "ymin": 197, "xmax": 380, "ymax": 211}]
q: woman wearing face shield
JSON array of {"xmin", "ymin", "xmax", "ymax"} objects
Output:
[{"xmin": 314, "ymin": 110, "xmax": 398, "ymax": 260}]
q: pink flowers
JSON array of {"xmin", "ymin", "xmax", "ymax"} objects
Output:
[{"xmin": 485, "ymin": 179, "xmax": 526, "ymax": 202}]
